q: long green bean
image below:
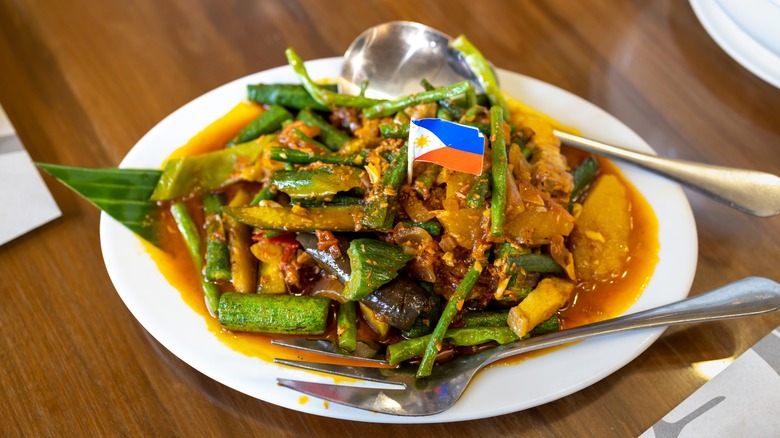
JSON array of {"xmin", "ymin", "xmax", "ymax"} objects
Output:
[
  {"xmin": 246, "ymin": 83, "xmax": 335, "ymax": 111},
  {"xmin": 229, "ymin": 105, "xmax": 292, "ymax": 146},
  {"xmin": 170, "ymin": 202, "xmax": 221, "ymax": 316},
  {"xmin": 466, "ymin": 170, "xmax": 491, "ymax": 209},
  {"xmin": 363, "ymin": 80, "xmax": 473, "ymax": 119},
  {"xmin": 296, "ymin": 108, "xmax": 350, "ymax": 151},
  {"xmin": 490, "ymin": 106, "xmax": 508, "ymax": 236},
  {"xmin": 362, "ymin": 144, "xmax": 408, "ymax": 230},
  {"xmin": 417, "ymin": 260, "xmax": 483, "ymax": 377},
  {"xmin": 285, "ymin": 48, "xmax": 383, "ymax": 108},
  {"xmin": 451, "ymin": 35, "xmax": 510, "ymax": 120}
]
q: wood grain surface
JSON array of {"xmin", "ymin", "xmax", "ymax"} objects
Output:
[{"xmin": 1, "ymin": 0, "xmax": 778, "ymax": 436}]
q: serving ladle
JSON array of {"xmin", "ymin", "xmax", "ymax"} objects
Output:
[{"xmin": 338, "ymin": 21, "xmax": 780, "ymax": 217}]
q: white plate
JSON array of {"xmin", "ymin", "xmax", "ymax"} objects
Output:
[
  {"xmin": 691, "ymin": 0, "xmax": 780, "ymax": 89},
  {"xmin": 100, "ymin": 58, "xmax": 697, "ymax": 423}
]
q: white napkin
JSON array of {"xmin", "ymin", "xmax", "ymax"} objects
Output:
[
  {"xmin": 640, "ymin": 325, "xmax": 780, "ymax": 437},
  {"xmin": 0, "ymin": 104, "xmax": 61, "ymax": 246}
]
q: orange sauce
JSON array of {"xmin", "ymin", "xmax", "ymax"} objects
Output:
[
  {"xmin": 558, "ymin": 154, "xmax": 659, "ymax": 329},
  {"xmin": 144, "ymin": 107, "xmax": 659, "ymax": 369}
]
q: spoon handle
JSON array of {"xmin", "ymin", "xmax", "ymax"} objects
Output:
[
  {"xmin": 493, "ymin": 277, "xmax": 780, "ymax": 362},
  {"xmin": 554, "ymin": 130, "xmax": 780, "ymax": 217}
]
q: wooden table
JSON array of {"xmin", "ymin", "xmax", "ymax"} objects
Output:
[{"xmin": 2, "ymin": 0, "xmax": 778, "ymax": 436}]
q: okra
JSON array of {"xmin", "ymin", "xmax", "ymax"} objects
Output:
[
  {"xmin": 270, "ymin": 165, "xmax": 364, "ymax": 199},
  {"xmin": 341, "ymin": 238, "xmax": 414, "ymax": 301},
  {"xmin": 203, "ymin": 192, "xmax": 231, "ymax": 283},
  {"xmin": 269, "ymin": 146, "xmax": 365, "ymax": 167},
  {"xmin": 225, "ymin": 189, "xmax": 257, "ymax": 293},
  {"xmin": 337, "ymin": 301, "xmax": 358, "ymax": 352},
  {"xmin": 223, "ymin": 204, "xmax": 361, "ymax": 231},
  {"xmin": 218, "ymin": 293, "xmax": 331, "ymax": 335}
]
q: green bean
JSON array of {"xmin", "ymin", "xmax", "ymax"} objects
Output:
[
  {"xmin": 462, "ymin": 121, "xmax": 491, "ymax": 136},
  {"xmin": 225, "ymin": 190, "xmax": 257, "ymax": 294},
  {"xmin": 506, "ymin": 254, "xmax": 565, "ymax": 274},
  {"xmin": 296, "ymin": 108, "xmax": 350, "ymax": 151},
  {"xmin": 363, "ymin": 80, "xmax": 473, "ymax": 119},
  {"xmin": 466, "ymin": 170, "xmax": 492, "ymax": 209},
  {"xmin": 420, "ymin": 79, "xmax": 464, "ymax": 120},
  {"xmin": 246, "ymin": 83, "xmax": 335, "ymax": 111},
  {"xmin": 203, "ymin": 193, "xmax": 231, "ymax": 283},
  {"xmin": 285, "ymin": 48, "xmax": 383, "ymax": 108},
  {"xmin": 413, "ymin": 164, "xmax": 441, "ymax": 199},
  {"xmin": 378, "ymin": 123, "xmax": 409, "ymax": 139},
  {"xmin": 229, "ymin": 105, "xmax": 292, "ymax": 146},
  {"xmin": 337, "ymin": 301, "xmax": 358, "ymax": 352},
  {"xmin": 362, "ymin": 144, "xmax": 408, "ymax": 230},
  {"xmin": 402, "ymin": 293, "xmax": 443, "ymax": 338},
  {"xmin": 268, "ymin": 146, "xmax": 365, "ymax": 167},
  {"xmin": 250, "ymin": 185, "xmax": 275, "ymax": 206},
  {"xmin": 417, "ymin": 260, "xmax": 483, "ymax": 377},
  {"xmin": 462, "ymin": 310, "xmax": 510, "ymax": 328},
  {"xmin": 297, "ymin": 194, "xmax": 363, "ymax": 207},
  {"xmin": 400, "ymin": 220, "xmax": 442, "ymax": 237},
  {"xmin": 170, "ymin": 202, "xmax": 221, "ymax": 316},
  {"xmin": 490, "ymin": 106, "xmax": 508, "ymax": 236},
  {"xmin": 570, "ymin": 156, "xmax": 600, "ymax": 205},
  {"xmin": 451, "ymin": 35, "xmax": 510, "ymax": 120}
]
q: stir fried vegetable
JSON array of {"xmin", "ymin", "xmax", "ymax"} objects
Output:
[{"xmin": 38, "ymin": 36, "xmax": 654, "ymax": 379}]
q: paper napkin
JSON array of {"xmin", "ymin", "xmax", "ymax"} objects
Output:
[
  {"xmin": 0, "ymin": 104, "xmax": 61, "ymax": 246},
  {"xmin": 640, "ymin": 325, "xmax": 780, "ymax": 437}
]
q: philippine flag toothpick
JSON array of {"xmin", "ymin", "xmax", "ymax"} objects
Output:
[{"xmin": 407, "ymin": 118, "xmax": 485, "ymax": 182}]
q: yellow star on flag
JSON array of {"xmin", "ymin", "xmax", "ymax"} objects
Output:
[{"xmin": 414, "ymin": 134, "xmax": 430, "ymax": 149}]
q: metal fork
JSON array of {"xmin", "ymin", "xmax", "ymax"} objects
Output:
[{"xmin": 274, "ymin": 277, "xmax": 780, "ymax": 416}]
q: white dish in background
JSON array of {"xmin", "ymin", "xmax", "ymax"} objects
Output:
[
  {"xmin": 100, "ymin": 58, "xmax": 697, "ymax": 423},
  {"xmin": 716, "ymin": 0, "xmax": 780, "ymax": 58},
  {"xmin": 691, "ymin": 0, "xmax": 780, "ymax": 89}
]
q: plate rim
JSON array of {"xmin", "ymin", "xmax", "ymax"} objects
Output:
[
  {"xmin": 99, "ymin": 57, "xmax": 698, "ymax": 423},
  {"xmin": 690, "ymin": 0, "xmax": 780, "ymax": 89}
]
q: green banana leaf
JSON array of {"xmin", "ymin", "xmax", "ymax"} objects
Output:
[{"xmin": 36, "ymin": 163, "xmax": 162, "ymax": 247}]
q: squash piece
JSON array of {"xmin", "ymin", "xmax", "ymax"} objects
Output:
[
  {"xmin": 508, "ymin": 277, "xmax": 574, "ymax": 337},
  {"xmin": 504, "ymin": 182, "xmax": 574, "ymax": 246},
  {"xmin": 570, "ymin": 174, "xmax": 631, "ymax": 282}
]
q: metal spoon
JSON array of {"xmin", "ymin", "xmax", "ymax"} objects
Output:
[{"xmin": 338, "ymin": 21, "xmax": 780, "ymax": 217}]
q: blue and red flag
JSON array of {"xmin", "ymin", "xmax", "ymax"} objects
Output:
[{"xmin": 407, "ymin": 118, "xmax": 485, "ymax": 179}]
